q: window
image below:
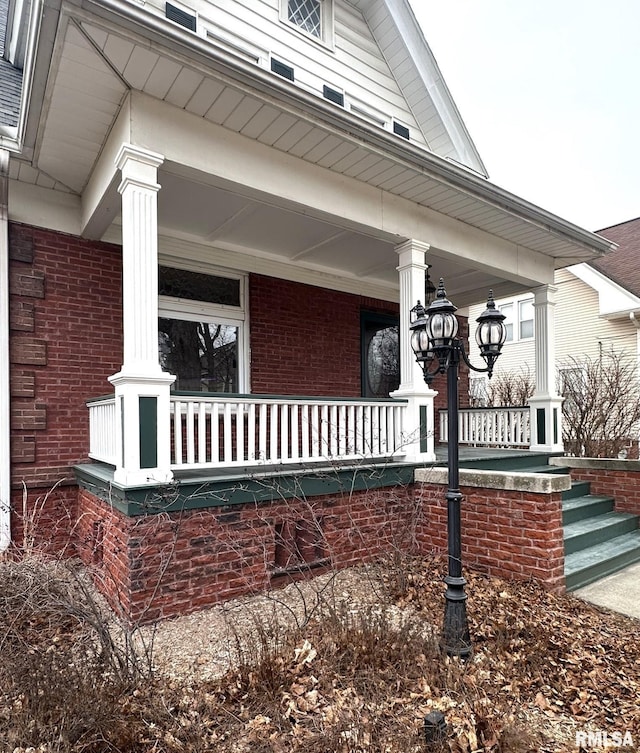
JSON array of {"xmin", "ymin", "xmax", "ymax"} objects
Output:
[
  {"xmin": 288, "ymin": 0, "xmax": 321, "ymax": 37},
  {"xmin": 361, "ymin": 312, "xmax": 400, "ymax": 398},
  {"xmin": 519, "ymin": 299, "xmax": 534, "ymax": 340},
  {"xmin": 281, "ymin": 0, "xmax": 333, "ymax": 44},
  {"xmin": 497, "ymin": 298, "xmax": 533, "ymax": 343},
  {"xmin": 158, "ymin": 266, "xmax": 246, "ymax": 393},
  {"xmin": 499, "ymin": 303, "xmax": 513, "ymax": 342}
]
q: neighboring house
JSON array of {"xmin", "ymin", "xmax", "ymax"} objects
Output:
[
  {"xmin": 467, "ymin": 217, "xmax": 640, "ymax": 446},
  {"xmin": 0, "ymin": 0, "xmax": 614, "ymax": 619}
]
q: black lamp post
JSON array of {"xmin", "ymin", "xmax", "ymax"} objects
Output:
[{"xmin": 410, "ymin": 278, "xmax": 506, "ymax": 657}]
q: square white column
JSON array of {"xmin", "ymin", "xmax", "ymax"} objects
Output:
[
  {"xmin": 390, "ymin": 240, "xmax": 437, "ymax": 463},
  {"xmin": 529, "ymin": 284, "xmax": 564, "ymax": 453},
  {"xmin": 109, "ymin": 144, "xmax": 175, "ymax": 486}
]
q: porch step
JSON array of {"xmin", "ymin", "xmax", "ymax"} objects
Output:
[
  {"xmin": 562, "ymin": 480, "xmax": 591, "ymax": 500},
  {"xmin": 564, "ymin": 512, "xmax": 639, "ymax": 555},
  {"xmin": 565, "ymin": 532, "xmax": 640, "ymax": 590},
  {"xmin": 562, "ymin": 494, "xmax": 614, "ymax": 525},
  {"xmin": 458, "ymin": 452, "xmax": 559, "ymax": 472}
]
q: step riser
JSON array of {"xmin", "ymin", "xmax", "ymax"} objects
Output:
[
  {"xmin": 565, "ymin": 517, "xmax": 639, "ymax": 555},
  {"xmin": 566, "ymin": 547, "xmax": 640, "ymax": 591},
  {"xmin": 562, "ymin": 498, "xmax": 614, "ymax": 525},
  {"xmin": 562, "ymin": 481, "xmax": 591, "ymax": 500}
]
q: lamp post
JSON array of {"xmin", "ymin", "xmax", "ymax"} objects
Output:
[{"xmin": 410, "ymin": 278, "xmax": 506, "ymax": 657}]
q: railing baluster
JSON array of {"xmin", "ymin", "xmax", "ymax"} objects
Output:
[
  {"xmin": 281, "ymin": 403, "xmax": 289, "ymax": 462},
  {"xmin": 301, "ymin": 403, "xmax": 310, "ymax": 460},
  {"xmin": 223, "ymin": 402, "xmax": 232, "ymax": 463},
  {"xmin": 236, "ymin": 401, "xmax": 245, "ymax": 463},
  {"xmin": 291, "ymin": 404, "xmax": 300, "ymax": 460},
  {"xmin": 248, "ymin": 403, "xmax": 256, "ymax": 461},
  {"xmin": 270, "ymin": 403, "xmax": 279, "ymax": 461},
  {"xmin": 259, "ymin": 403, "xmax": 267, "ymax": 461},
  {"xmin": 198, "ymin": 401, "xmax": 206, "ymax": 463}
]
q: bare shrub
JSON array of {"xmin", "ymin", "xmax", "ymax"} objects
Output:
[
  {"xmin": 0, "ymin": 557, "xmax": 155, "ymax": 751},
  {"xmin": 560, "ymin": 351, "xmax": 640, "ymax": 457},
  {"xmin": 486, "ymin": 367, "xmax": 535, "ymax": 408}
]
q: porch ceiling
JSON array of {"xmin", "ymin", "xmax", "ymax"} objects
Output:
[{"xmin": 11, "ymin": 0, "xmax": 615, "ymax": 306}]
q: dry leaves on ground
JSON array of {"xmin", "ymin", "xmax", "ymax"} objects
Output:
[{"xmin": 1, "ymin": 556, "xmax": 639, "ymax": 753}]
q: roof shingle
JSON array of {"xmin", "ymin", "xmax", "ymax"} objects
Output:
[{"xmin": 590, "ymin": 217, "xmax": 640, "ymax": 298}]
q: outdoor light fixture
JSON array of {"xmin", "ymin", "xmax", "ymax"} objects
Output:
[{"xmin": 410, "ymin": 278, "xmax": 506, "ymax": 657}]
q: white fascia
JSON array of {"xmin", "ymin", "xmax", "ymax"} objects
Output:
[
  {"xmin": 0, "ymin": 0, "xmax": 44, "ymax": 154},
  {"xmin": 567, "ymin": 263, "xmax": 640, "ymax": 318}
]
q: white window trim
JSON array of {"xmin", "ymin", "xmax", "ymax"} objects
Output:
[
  {"xmin": 498, "ymin": 295, "xmax": 535, "ymax": 344},
  {"xmin": 279, "ymin": 0, "xmax": 335, "ymax": 49},
  {"xmin": 158, "ymin": 272, "xmax": 250, "ymax": 394}
]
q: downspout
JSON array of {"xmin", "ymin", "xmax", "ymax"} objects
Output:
[{"xmin": 0, "ymin": 150, "xmax": 10, "ymax": 551}]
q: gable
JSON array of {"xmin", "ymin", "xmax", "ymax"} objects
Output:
[{"xmin": 82, "ymin": 0, "xmax": 484, "ymax": 173}]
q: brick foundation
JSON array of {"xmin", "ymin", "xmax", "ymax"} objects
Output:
[{"xmin": 75, "ymin": 482, "xmax": 421, "ymax": 624}]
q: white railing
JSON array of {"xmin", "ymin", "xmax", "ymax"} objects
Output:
[
  {"xmin": 439, "ymin": 407, "xmax": 530, "ymax": 448},
  {"xmin": 87, "ymin": 396, "xmax": 118, "ymax": 465},
  {"xmin": 169, "ymin": 393, "xmax": 407, "ymax": 470}
]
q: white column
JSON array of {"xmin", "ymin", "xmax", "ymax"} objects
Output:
[
  {"xmin": 528, "ymin": 284, "xmax": 564, "ymax": 453},
  {"xmin": 108, "ymin": 144, "xmax": 175, "ymax": 486},
  {"xmin": 0, "ymin": 150, "xmax": 11, "ymax": 551},
  {"xmin": 390, "ymin": 239, "xmax": 437, "ymax": 463}
]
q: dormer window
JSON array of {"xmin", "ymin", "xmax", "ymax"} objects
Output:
[
  {"xmin": 288, "ymin": 0, "xmax": 321, "ymax": 38},
  {"xmin": 281, "ymin": 0, "xmax": 333, "ymax": 45}
]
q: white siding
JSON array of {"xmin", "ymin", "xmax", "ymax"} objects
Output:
[
  {"xmin": 136, "ymin": 0, "xmax": 429, "ymax": 147},
  {"xmin": 468, "ymin": 268, "xmax": 639, "ymax": 398}
]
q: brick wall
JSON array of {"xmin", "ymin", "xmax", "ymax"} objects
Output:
[
  {"xmin": 8, "ymin": 223, "xmax": 122, "ymax": 498},
  {"xmin": 249, "ymin": 275, "xmax": 398, "ymax": 396},
  {"xmin": 76, "ymin": 483, "xmax": 420, "ymax": 624},
  {"xmin": 569, "ymin": 468, "xmax": 640, "ymax": 517},
  {"xmin": 416, "ymin": 482, "xmax": 565, "ymax": 592}
]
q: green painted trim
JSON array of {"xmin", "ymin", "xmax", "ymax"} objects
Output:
[
  {"xmin": 553, "ymin": 407, "xmax": 558, "ymax": 445},
  {"xmin": 419, "ymin": 405, "xmax": 428, "ymax": 453},
  {"xmin": 74, "ymin": 462, "xmax": 417, "ymax": 517},
  {"xmin": 139, "ymin": 396, "xmax": 157, "ymax": 469},
  {"xmin": 536, "ymin": 408, "xmax": 546, "ymax": 445}
]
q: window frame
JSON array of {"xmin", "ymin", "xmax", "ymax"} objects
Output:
[
  {"xmin": 279, "ymin": 0, "xmax": 335, "ymax": 48},
  {"xmin": 158, "ymin": 268, "xmax": 249, "ymax": 394},
  {"xmin": 518, "ymin": 298, "xmax": 535, "ymax": 341}
]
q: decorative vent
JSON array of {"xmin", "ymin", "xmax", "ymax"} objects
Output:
[
  {"xmin": 323, "ymin": 85, "xmax": 344, "ymax": 107},
  {"xmin": 393, "ymin": 121, "xmax": 410, "ymax": 140},
  {"xmin": 271, "ymin": 58, "xmax": 295, "ymax": 81},
  {"xmin": 166, "ymin": 2, "xmax": 197, "ymax": 31}
]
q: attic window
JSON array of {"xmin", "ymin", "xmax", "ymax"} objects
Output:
[
  {"xmin": 280, "ymin": 0, "xmax": 333, "ymax": 45},
  {"xmin": 271, "ymin": 58, "xmax": 295, "ymax": 81},
  {"xmin": 323, "ymin": 85, "xmax": 344, "ymax": 107},
  {"xmin": 288, "ymin": 0, "xmax": 321, "ymax": 38},
  {"xmin": 393, "ymin": 121, "xmax": 410, "ymax": 140},
  {"xmin": 165, "ymin": 2, "xmax": 197, "ymax": 31}
]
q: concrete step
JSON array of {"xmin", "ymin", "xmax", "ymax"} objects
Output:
[
  {"xmin": 562, "ymin": 480, "xmax": 591, "ymax": 501},
  {"xmin": 564, "ymin": 512, "xmax": 639, "ymax": 555},
  {"xmin": 562, "ymin": 495, "xmax": 615, "ymax": 525},
  {"xmin": 458, "ymin": 453, "xmax": 558, "ymax": 472},
  {"xmin": 565, "ymin": 531, "xmax": 640, "ymax": 591}
]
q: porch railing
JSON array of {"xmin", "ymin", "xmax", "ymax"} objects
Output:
[
  {"xmin": 87, "ymin": 396, "xmax": 118, "ymax": 466},
  {"xmin": 87, "ymin": 393, "xmax": 408, "ymax": 471},
  {"xmin": 169, "ymin": 393, "xmax": 406, "ymax": 470},
  {"xmin": 439, "ymin": 406, "xmax": 530, "ymax": 448}
]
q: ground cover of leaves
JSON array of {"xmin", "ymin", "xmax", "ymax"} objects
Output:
[{"xmin": 1, "ymin": 556, "xmax": 638, "ymax": 753}]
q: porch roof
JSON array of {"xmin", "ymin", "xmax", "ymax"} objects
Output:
[{"xmin": 6, "ymin": 0, "xmax": 616, "ymax": 306}]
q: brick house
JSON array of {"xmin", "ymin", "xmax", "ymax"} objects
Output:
[{"xmin": 0, "ymin": 0, "xmax": 615, "ymax": 621}]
